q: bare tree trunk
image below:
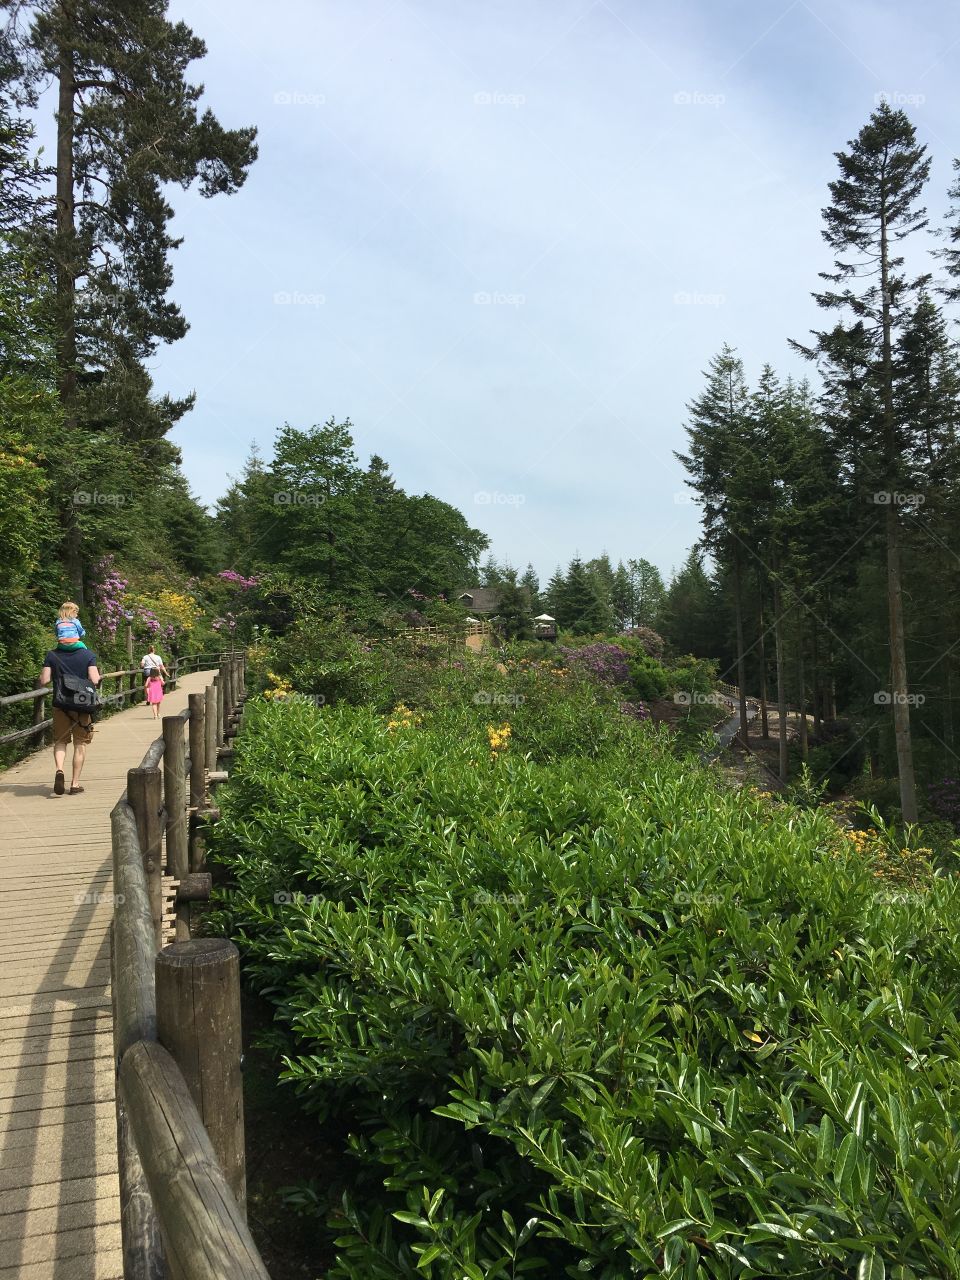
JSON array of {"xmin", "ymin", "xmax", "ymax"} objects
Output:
[
  {"xmin": 56, "ymin": 9, "xmax": 84, "ymax": 602},
  {"xmin": 797, "ymin": 614, "xmax": 808, "ymax": 763},
  {"xmin": 757, "ymin": 573, "xmax": 770, "ymax": 739},
  {"xmin": 946, "ymin": 662, "xmax": 955, "ymax": 754},
  {"xmin": 810, "ymin": 622, "xmax": 822, "ymax": 738},
  {"xmin": 732, "ymin": 544, "xmax": 749, "ymax": 749},
  {"xmin": 772, "ymin": 553, "xmax": 789, "ymax": 784},
  {"xmin": 880, "ymin": 210, "xmax": 918, "ymax": 823}
]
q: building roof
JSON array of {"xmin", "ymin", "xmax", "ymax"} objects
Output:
[{"xmin": 456, "ymin": 587, "xmax": 502, "ymax": 614}]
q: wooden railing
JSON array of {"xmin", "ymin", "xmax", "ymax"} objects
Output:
[
  {"xmin": 0, "ymin": 648, "xmax": 245, "ymax": 750},
  {"xmin": 110, "ymin": 653, "xmax": 270, "ymax": 1279}
]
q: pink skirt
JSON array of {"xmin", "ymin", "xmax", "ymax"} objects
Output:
[{"xmin": 146, "ymin": 681, "xmax": 164, "ymax": 705}]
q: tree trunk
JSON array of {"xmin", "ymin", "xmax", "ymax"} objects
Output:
[
  {"xmin": 772, "ymin": 555, "xmax": 789, "ymax": 784},
  {"xmin": 797, "ymin": 615, "xmax": 808, "ymax": 763},
  {"xmin": 732, "ymin": 544, "xmax": 749, "ymax": 749},
  {"xmin": 879, "ymin": 209, "xmax": 918, "ymax": 823},
  {"xmin": 757, "ymin": 574, "xmax": 770, "ymax": 739},
  {"xmin": 810, "ymin": 622, "xmax": 822, "ymax": 738},
  {"xmin": 56, "ymin": 10, "xmax": 84, "ymax": 602},
  {"xmin": 946, "ymin": 661, "xmax": 955, "ymax": 754}
]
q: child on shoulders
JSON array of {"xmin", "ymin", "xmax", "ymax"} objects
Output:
[{"xmin": 55, "ymin": 602, "xmax": 87, "ymax": 650}]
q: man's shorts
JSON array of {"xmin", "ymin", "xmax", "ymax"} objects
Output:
[{"xmin": 52, "ymin": 707, "xmax": 94, "ymax": 745}]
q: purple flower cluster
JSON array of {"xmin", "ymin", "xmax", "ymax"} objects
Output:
[
  {"xmin": 218, "ymin": 570, "xmax": 259, "ymax": 590},
  {"xmin": 620, "ymin": 699, "xmax": 650, "ymax": 721},
  {"xmin": 90, "ymin": 557, "xmax": 130, "ymax": 638},
  {"xmin": 211, "ymin": 613, "xmax": 237, "ymax": 633},
  {"xmin": 560, "ymin": 643, "xmax": 632, "ymax": 688}
]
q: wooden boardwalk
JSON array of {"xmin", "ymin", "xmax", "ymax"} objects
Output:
[{"xmin": 0, "ymin": 672, "xmax": 212, "ymax": 1280}]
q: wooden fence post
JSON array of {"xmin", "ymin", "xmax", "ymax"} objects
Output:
[
  {"xmin": 155, "ymin": 939, "xmax": 247, "ymax": 1213},
  {"xmin": 32, "ymin": 690, "xmax": 48, "ymax": 748},
  {"xmin": 215, "ymin": 673, "xmax": 224, "ymax": 749},
  {"xmin": 188, "ymin": 693, "xmax": 206, "ymax": 877},
  {"xmin": 204, "ymin": 681, "xmax": 218, "ymax": 777},
  {"xmin": 162, "ymin": 717, "xmax": 189, "ymax": 941},
  {"xmin": 127, "ymin": 767, "xmax": 164, "ymax": 950}
]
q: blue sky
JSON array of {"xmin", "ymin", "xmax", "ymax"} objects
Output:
[{"xmin": 143, "ymin": 0, "xmax": 960, "ymax": 582}]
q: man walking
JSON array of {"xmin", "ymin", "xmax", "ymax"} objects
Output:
[
  {"xmin": 39, "ymin": 644, "xmax": 101, "ymax": 795},
  {"xmin": 140, "ymin": 646, "xmax": 168, "ymax": 687}
]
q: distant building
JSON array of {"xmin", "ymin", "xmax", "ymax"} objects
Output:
[
  {"xmin": 456, "ymin": 588, "xmax": 503, "ymax": 616},
  {"xmin": 456, "ymin": 589, "xmax": 556, "ymax": 642}
]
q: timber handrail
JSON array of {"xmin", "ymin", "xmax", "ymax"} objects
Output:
[
  {"xmin": 0, "ymin": 649, "xmax": 243, "ymax": 749},
  {"xmin": 109, "ymin": 652, "xmax": 268, "ymax": 1278}
]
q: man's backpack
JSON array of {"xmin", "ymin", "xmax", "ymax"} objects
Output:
[{"xmin": 52, "ymin": 664, "xmax": 102, "ymax": 718}]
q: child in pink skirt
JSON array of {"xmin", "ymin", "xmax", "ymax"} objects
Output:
[{"xmin": 145, "ymin": 671, "xmax": 165, "ymax": 719}]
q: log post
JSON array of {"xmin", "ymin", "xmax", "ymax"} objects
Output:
[
  {"xmin": 109, "ymin": 918, "xmax": 165, "ymax": 1279},
  {"xmin": 162, "ymin": 717, "xmax": 190, "ymax": 941},
  {"xmin": 155, "ymin": 940, "xmax": 247, "ymax": 1212},
  {"xmin": 225, "ymin": 659, "xmax": 235, "ymax": 721},
  {"xmin": 233, "ymin": 654, "xmax": 243, "ymax": 707},
  {"xmin": 204, "ymin": 682, "xmax": 217, "ymax": 777},
  {"xmin": 32, "ymin": 688, "xmax": 48, "ymax": 748},
  {"xmin": 126, "ymin": 624, "xmax": 138, "ymax": 702},
  {"xmin": 120, "ymin": 1040, "xmax": 268, "ymax": 1280},
  {"xmin": 215, "ymin": 673, "xmax": 224, "ymax": 748},
  {"xmin": 127, "ymin": 767, "xmax": 164, "ymax": 950},
  {"xmin": 188, "ymin": 693, "xmax": 207, "ymax": 877},
  {"xmin": 188, "ymin": 694, "xmax": 205, "ymax": 811}
]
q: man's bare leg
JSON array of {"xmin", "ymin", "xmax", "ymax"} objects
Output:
[{"xmin": 70, "ymin": 741, "xmax": 87, "ymax": 789}]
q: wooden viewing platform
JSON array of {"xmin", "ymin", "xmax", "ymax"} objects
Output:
[{"xmin": 0, "ymin": 669, "xmax": 216, "ymax": 1279}]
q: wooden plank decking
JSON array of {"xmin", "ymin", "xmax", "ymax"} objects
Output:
[{"xmin": 0, "ymin": 672, "xmax": 212, "ymax": 1279}]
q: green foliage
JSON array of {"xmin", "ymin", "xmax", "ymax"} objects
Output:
[{"xmin": 211, "ymin": 689, "xmax": 960, "ymax": 1279}]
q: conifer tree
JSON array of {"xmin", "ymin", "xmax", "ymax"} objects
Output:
[
  {"xmin": 6, "ymin": 0, "xmax": 258, "ymax": 597},
  {"xmin": 677, "ymin": 344, "xmax": 753, "ymax": 744},
  {"xmin": 794, "ymin": 103, "xmax": 930, "ymax": 821}
]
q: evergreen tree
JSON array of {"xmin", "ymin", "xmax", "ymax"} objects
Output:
[
  {"xmin": 6, "ymin": 0, "xmax": 258, "ymax": 597},
  {"xmin": 611, "ymin": 561, "xmax": 633, "ymax": 629},
  {"xmin": 677, "ymin": 344, "xmax": 753, "ymax": 744},
  {"xmin": 793, "ymin": 103, "xmax": 931, "ymax": 821},
  {"xmin": 627, "ymin": 557, "xmax": 666, "ymax": 630},
  {"xmin": 494, "ymin": 567, "xmax": 533, "ymax": 640},
  {"xmin": 519, "ymin": 564, "xmax": 540, "ymax": 613},
  {"xmin": 661, "ymin": 550, "xmax": 717, "ymax": 658},
  {"xmin": 563, "ymin": 556, "xmax": 612, "ymax": 635},
  {"xmin": 543, "ymin": 566, "xmax": 566, "ymax": 623}
]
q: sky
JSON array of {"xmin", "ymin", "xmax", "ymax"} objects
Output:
[{"xmin": 132, "ymin": 0, "xmax": 960, "ymax": 582}]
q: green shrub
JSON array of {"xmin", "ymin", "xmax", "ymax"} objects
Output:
[{"xmin": 210, "ymin": 697, "xmax": 960, "ymax": 1280}]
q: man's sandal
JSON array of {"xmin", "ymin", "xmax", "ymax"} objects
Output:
[
  {"xmin": 68, "ymin": 785, "xmax": 84, "ymax": 795},
  {"xmin": 54, "ymin": 770, "xmax": 65, "ymax": 795}
]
